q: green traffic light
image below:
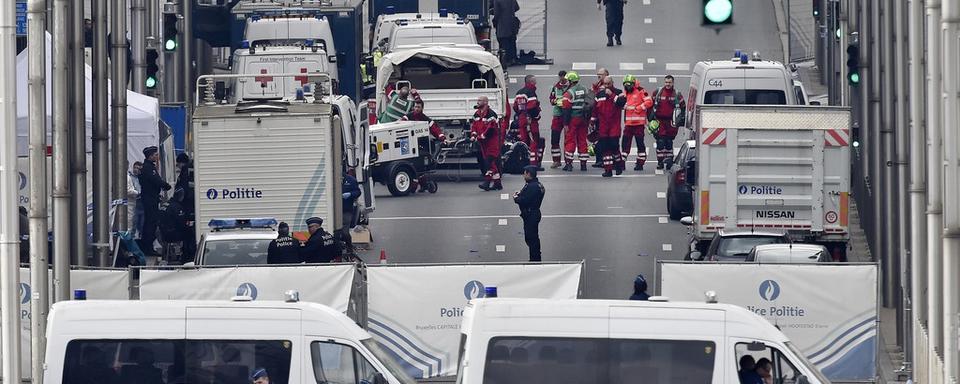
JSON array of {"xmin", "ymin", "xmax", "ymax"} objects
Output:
[
  {"xmin": 146, "ymin": 76, "xmax": 157, "ymax": 89},
  {"xmin": 849, "ymin": 72, "xmax": 860, "ymax": 84},
  {"xmin": 704, "ymin": 0, "xmax": 733, "ymax": 23},
  {"xmin": 165, "ymin": 39, "xmax": 177, "ymax": 51}
]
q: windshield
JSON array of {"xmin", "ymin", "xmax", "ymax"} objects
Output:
[
  {"xmin": 361, "ymin": 339, "xmax": 418, "ymax": 384},
  {"xmin": 703, "ymin": 89, "xmax": 787, "ymax": 105},
  {"xmin": 202, "ymin": 239, "xmax": 272, "ymax": 265},
  {"xmin": 395, "ymin": 58, "xmax": 497, "ymax": 90},
  {"xmin": 392, "ymin": 27, "xmax": 476, "ymax": 48},
  {"xmin": 717, "ymin": 236, "xmax": 787, "ymax": 259},
  {"xmin": 785, "ymin": 342, "xmax": 832, "ymax": 383}
]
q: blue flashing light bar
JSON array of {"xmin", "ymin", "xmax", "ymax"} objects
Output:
[
  {"xmin": 439, "ymin": 8, "xmax": 448, "ymax": 18},
  {"xmin": 208, "ymin": 218, "xmax": 278, "ymax": 231}
]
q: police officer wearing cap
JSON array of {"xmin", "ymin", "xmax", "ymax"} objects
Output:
[
  {"xmin": 513, "ymin": 165, "xmax": 545, "ymax": 262},
  {"xmin": 139, "ymin": 146, "xmax": 171, "ymax": 256},
  {"xmin": 268, "ymin": 222, "xmax": 301, "ymax": 264},
  {"xmin": 249, "ymin": 367, "xmax": 270, "ymax": 384},
  {"xmin": 301, "ymin": 217, "xmax": 341, "ymax": 263}
]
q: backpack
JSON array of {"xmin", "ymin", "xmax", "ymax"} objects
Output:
[{"xmin": 648, "ymin": 87, "xmax": 685, "ymax": 127}]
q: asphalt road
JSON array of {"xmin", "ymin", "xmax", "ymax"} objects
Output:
[{"xmin": 359, "ymin": 0, "xmax": 784, "ymax": 300}]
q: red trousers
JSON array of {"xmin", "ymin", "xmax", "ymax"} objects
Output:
[
  {"xmin": 621, "ymin": 124, "xmax": 647, "ymax": 166},
  {"xmin": 563, "ymin": 116, "xmax": 589, "ymax": 164},
  {"xmin": 519, "ymin": 118, "xmax": 541, "ymax": 165}
]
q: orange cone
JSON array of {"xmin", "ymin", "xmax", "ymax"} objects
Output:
[{"xmin": 379, "ymin": 249, "xmax": 387, "ymax": 264}]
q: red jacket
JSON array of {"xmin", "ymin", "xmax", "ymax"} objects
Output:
[
  {"xmin": 513, "ymin": 84, "xmax": 541, "ymax": 129},
  {"xmin": 402, "ymin": 111, "xmax": 444, "ymax": 141},
  {"xmin": 623, "ymin": 82, "xmax": 654, "ymax": 126},
  {"xmin": 471, "ymin": 107, "xmax": 500, "ymax": 156},
  {"xmin": 652, "ymin": 86, "xmax": 684, "ymax": 138},
  {"xmin": 591, "ymin": 87, "xmax": 626, "ymax": 138}
]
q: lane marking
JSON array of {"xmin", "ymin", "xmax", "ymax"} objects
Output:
[
  {"xmin": 642, "ymin": 0, "xmax": 651, "ymax": 4},
  {"xmin": 572, "ymin": 62, "xmax": 597, "ymax": 70},
  {"xmin": 496, "ymin": 245, "xmax": 506, "ymax": 252},
  {"xmin": 655, "ymin": 169, "xmax": 664, "ymax": 175},
  {"xmin": 536, "ymin": 174, "xmax": 657, "ymax": 178},
  {"xmin": 662, "ymin": 244, "xmax": 673, "ymax": 252},
  {"xmin": 648, "ymin": 77, "xmax": 658, "ymax": 83},
  {"xmin": 371, "ymin": 214, "xmax": 669, "ymax": 221},
  {"xmin": 645, "ymin": 38, "xmax": 654, "ymax": 44},
  {"xmin": 644, "ymin": 18, "xmax": 652, "ymax": 24},
  {"xmin": 498, "ymin": 218, "xmax": 508, "ymax": 226},
  {"xmin": 658, "ymin": 217, "xmax": 669, "ymax": 224},
  {"xmin": 509, "ymin": 78, "xmax": 518, "ymax": 84},
  {"xmin": 657, "ymin": 192, "xmax": 667, "ymax": 199},
  {"xmin": 500, "ymin": 193, "xmax": 509, "ymax": 200},
  {"xmin": 646, "ymin": 58, "xmax": 656, "ymax": 64},
  {"xmin": 606, "ymin": 206, "xmax": 624, "ymax": 209},
  {"xmin": 619, "ymin": 62, "xmax": 644, "ymax": 71},
  {"xmin": 525, "ymin": 64, "xmax": 550, "ymax": 71},
  {"xmin": 665, "ymin": 62, "xmax": 691, "ymax": 71}
]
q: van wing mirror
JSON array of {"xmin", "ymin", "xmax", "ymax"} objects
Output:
[{"xmin": 680, "ymin": 216, "xmax": 694, "ymax": 226}]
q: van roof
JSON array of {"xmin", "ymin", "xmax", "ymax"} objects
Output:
[
  {"xmin": 463, "ymin": 298, "xmax": 791, "ymax": 343},
  {"xmin": 696, "ymin": 59, "xmax": 789, "ymax": 70},
  {"xmin": 48, "ymin": 300, "xmax": 371, "ymax": 340}
]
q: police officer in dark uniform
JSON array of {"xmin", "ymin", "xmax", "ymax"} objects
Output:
[
  {"xmin": 139, "ymin": 146, "xmax": 171, "ymax": 256},
  {"xmin": 300, "ymin": 217, "xmax": 341, "ymax": 263},
  {"xmin": 513, "ymin": 165, "xmax": 546, "ymax": 262},
  {"xmin": 268, "ymin": 222, "xmax": 301, "ymax": 264}
]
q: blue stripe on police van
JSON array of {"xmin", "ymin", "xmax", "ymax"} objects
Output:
[
  {"xmin": 806, "ymin": 316, "xmax": 875, "ymax": 361},
  {"xmin": 368, "ymin": 317, "xmax": 443, "ymax": 377},
  {"xmin": 366, "ymin": 325, "xmax": 434, "ymax": 378}
]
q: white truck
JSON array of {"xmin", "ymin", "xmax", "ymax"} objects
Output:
[
  {"xmin": 370, "ymin": 12, "xmax": 483, "ymax": 55},
  {"xmin": 374, "ymin": 46, "xmax": 506, "ymax": 163},
  {"xmin": 193, "ymin": 73, "xmax": 373, "ymax": 238},
  {"xmin": 683, "ymin": 105, "xmax": 851, "ymax": 260}
]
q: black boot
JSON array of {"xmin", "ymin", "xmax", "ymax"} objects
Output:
[
  {"xmin": 562, "ymin": 163, "xmax": 573, "ymax": 172},
  {"xmin": 580, "ymin": 162, "xmax": 588, "ymax": 171},
  {"xmin": 607, "ymin": 36, "xmax": 614, "ymax": 47},
  {"xmin": 634, "ymin": 163, "xmax": 643, "ymax": 171},
  {"xmin": 602, "ymin": 170, "xmax": 613, "ymax": 177},
  {"xmin": 616, "ymin": 35, "xmax": 622, "ymax": 45},
  {"xmin": 478, "ymin": 181, "xmax": 491, "ymax": 191},
  {"xmin": 492, "ymin": 182, "xmax": 503, "ymax": 190}
]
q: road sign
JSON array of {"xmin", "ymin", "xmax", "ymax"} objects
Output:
[{"xmin": 16, "ymin": 1, "xmax": 27, "ymax": 36}]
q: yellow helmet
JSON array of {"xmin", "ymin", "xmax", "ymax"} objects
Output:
[
  {"xmin": 565, "ymin": 71, "xmax": 580, "ymax": 82},
  {"xmin": 623, "ymin": 74, "xmax": 636, "ymax": 85}
]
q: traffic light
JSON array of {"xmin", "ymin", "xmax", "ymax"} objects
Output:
[
  {"xmin": 846, "ymin": 43, "xmax": 860, "ymax": 85},
  {"xmin": 702, "ymin": 0, "xmax": 733, "ymax": 26},
  {"xmin": 163, "ymin": 13, "xmax": 178, "ymax": 51},
  {"xmin": 813, "ymin": 0, "xmax": 821, "ymax": 19},
  {"xmin": 145, "ymin": 48, "xmax": 159, "ymax": 89}
]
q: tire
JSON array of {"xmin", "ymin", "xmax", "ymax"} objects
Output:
[
  {"xmin": 427, "ymin": 181, "xmax": 438, "ymax": 194},
  {"xmin": 667, "ymin": 194, "xmax": 682, "ymax": 220},
  {"xmin": 387, "ymin": 164, "xmax": 415, "ymax": 196}
]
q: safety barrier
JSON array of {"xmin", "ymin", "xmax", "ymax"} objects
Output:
[
  {"xmin": 656, "ymin": 261, "xmax": 879, "ymax": 382},
  {"xmin": 516, "ymin": 0, "xmax": 548, "ymax": 61}
]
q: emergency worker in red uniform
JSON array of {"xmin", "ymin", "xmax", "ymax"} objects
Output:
[
  {"xmin": 621, "ymin": 74, "xmax": 654, "ymax": 171},
  {"xmin": 402, "ymin": 100, "xmax": 446, "ymax": 192},
  {"xmin": 548, "ymin": 71, "xmax": 569, "ymax": 168},
  {"xmin": 650, "ymin": 75, "xmax": 686, "ymax": 169},
  {"xmin": 514, "ymin": 74, "xmax": 543, "ymax": 169},
  {"xmin": 561, "ymin": 72, "xmax": 590, "ymax": 172},
  {"xmin": 591, "ymin": 77, "xmax": 627, "ymax": 177},
  {"xmin": 471, "ymin": 96, "xmax": 503, "ymax": 191}
]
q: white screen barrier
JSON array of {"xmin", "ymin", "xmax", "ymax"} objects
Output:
[{"xmin": 365, "ymin": 262, "xmax": 583, "ymax": 378}]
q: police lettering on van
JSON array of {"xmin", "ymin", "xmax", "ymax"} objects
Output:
[{"xmin": 206, "ymin": 187, "xmax": 264, "ymax": 200}]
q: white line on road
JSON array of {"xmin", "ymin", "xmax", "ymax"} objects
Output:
[
  {"xmin": 509, "ymin": 78, "xmax": 518, "ymax": 83},
  {"xmin": 659, "ymin": 217, "xmax": 669, "ymax": 224},
  {"xmin": 498, "ymin": 218, "xmax": 508, "ymax": 226},
  {"xmin": 655, "ymin": 169, "xmax": 664, "ymax": 175},
  {"xmin": 642, "ymin": 0, "xmax": 651, "ymax": 4},
  {"xmin": 607, "ymin": 206, "xmax": 624, "ymax": 209},
  {"xmin": 371, "ymin": 214, "xmax": 668, "ymax": 221},
  {"xmin": 525, "ymin": 64, "xmax": 550, "ymax": 71},
  {"xmin": 645, "ymin": 38, "xmax": 654, "ymax": 44},
  {"xmin": 665, "ymin": 63, "xmax": 691, "ymax": 71},
  {"xmin": 656, "ymin": 192, "xmax": 667, "ymax": 199},
  {"xmin": 500, "ymin": 193, "xmax": 509, "ymax": 200},
  {"xmin": 646, "ymin": 58, "xmax": 656, "ymax": 64},
  {"xmin": 496, "ymin": 245, "xmax": 506, "ymax": 252},
  {"xmin": 619, "ymin": 62, "xmax": 644, "ymax": 71},
  {"xmin": 662, "ymin": 244, "xmax": 673, "ymax": 252},
  {"xmin": 648, "ymin": 77, "xmax": 658, "ymax": 84},
  {"xmin": 572, "ymin": 62, "xmax": 597, "ymax": 71},
  {"xmin": 536, "ymin": 174, "xmax": 658, "ymax": 178},
  {"xmin": 644, "ymin": 18, "xmax": 652, "ymax": 24}
]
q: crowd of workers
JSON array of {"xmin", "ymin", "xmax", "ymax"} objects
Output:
[{"xmin": 125, "ymin": 146, "xmax": 196, "ymax": 265}]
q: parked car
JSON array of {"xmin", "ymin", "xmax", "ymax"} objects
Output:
[
  {"xmin": 667, "ymin": 140, "xmax": 697, "ymax": 220},
  {"xmin": 746, "ymin": 243, "xmax": 830, "ymax": 263},
  {"xmin": 686, "ymin": 229, "xmax": 790, "ymax": 261}
]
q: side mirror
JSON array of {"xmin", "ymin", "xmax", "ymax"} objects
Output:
[
  {"xmin": 373, "ymin": 372, "xmax": 388, "ymax": 384},
  {"xmin": 684, "ymin": 251, "xmax": 702, "ymax": 261},
  {"xmin": 797, "ymin": 375, "xmax": 810, "ymax": 384},
  {"xmin": 810, "ymin": 101, "xmax": 821, "ymax": 106},
  {"xmin": 680, "ymin": 216, "xmax": 694, "ymax": 226}
]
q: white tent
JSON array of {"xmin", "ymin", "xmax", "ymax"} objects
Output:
[{"xmin": 15, "ymin": 33, "xmax": 159, "ymax": 166}]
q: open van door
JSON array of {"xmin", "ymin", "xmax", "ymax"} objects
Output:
[{"xmin": 357, "ymin": 102, "xmax": 376, "ymax": 214}]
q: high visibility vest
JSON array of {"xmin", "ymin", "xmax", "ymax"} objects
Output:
[
  {"xmin": 567, "ymin": 84, "xmax": 587, "ymax": 117},
  {"xmin": 379, "ymin": 94, "xmax": 413, "ymax": 123},
  {"xmin": 624, "ymin": 87, "xmax": 653, "ymax": 126},
  {"xmin": 551, "ymin": 82, "xmax": 568, "ymax": 116}
]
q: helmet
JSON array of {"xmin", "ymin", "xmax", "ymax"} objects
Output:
[
  {"xmin": 565, "ymin": 71, "xmax": 580, "ymax": 82},
  {"xmin": 622, "ymin": 74, "xmax": 636, "ymax": 85},
  {"xmin": 647, "ymin": 120, "xmax": 660, "ymax": 134}
]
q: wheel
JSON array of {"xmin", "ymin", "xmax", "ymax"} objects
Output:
[
  {"xmin": 427, "ymin": 181, "xmax": 438, "ymax": 193},
  {"xmin": 387, "ymin": 164, "xmax": 415, "ymax": 196},
  {"xmin": 667, "ymin": 194, "xmax": 682, "ymax": 220}
]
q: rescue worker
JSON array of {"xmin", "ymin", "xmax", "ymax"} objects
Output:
[
  {"xmin": 621, "ymin": 74, "xmax": 654, "ymax": 171},
  {"xmin": 267, "ymin": 222, "xmax": 301, "ymax": 264},
  {"xmin": 548, "ymin": 71, "xmax": 569, "ymax": 168},
  {"xmin": 560, "ymin": 72, "xmax": 590, "ymax": 172},
  {"xmin": 378, "ymin": 83, "xmax": 417, "ymax": 123},
  {"xmin": 650, "ymin": 75, "xmax": 686, "ymax": 169},
  {"xmin": 138, "ymin": 146, "xmax": 171, "ymax": 257},
  {"xmin": 629, "ymin": 274, "xmax": 650, "ymax": 300},
  {"xmin": 301, "ymin": 217, "xmax": 341, "ymax": 263},
  {"xmin": 590, "ymin": 68, "xmax": 610, "ymax": 168},
  {"xmin": 341, "ymin": 168, "xmax": 362, "ymax": 254},
  {"xmin": 514, "ymin": 165, "xmax": 545, "ymax": 262},
  {"xmin": 514, "ymin": 74, "xmax": 543, "ymax": 169},
  {"xmin": 472, "ymin": 96, "xmax": 503, "ymax": 190},
  {"xmin": 403, "ymin": 100, "xmax": 446, "ymax": 192},
  {"xmin": 598, "ymin": 0, "xmax": 626, "ymax": 46},
  {"xmin": 591, "ymin": 76, "xmax": 627, "ymax": 177}
]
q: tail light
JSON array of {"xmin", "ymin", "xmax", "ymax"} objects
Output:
[
  {"xmin": 367, "ymin": 99, "xmax": 377, "ymax": 125},
  {"xmin": 674, "ymin": 169, "xmax": 686, "ymax": 185}
]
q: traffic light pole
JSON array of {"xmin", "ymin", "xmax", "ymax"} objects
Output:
[
  {"xmin": 132, "ymin": 0, "xmax": 147, "ymax": 93},
  {"xmin": 91, "ymin": 0, "xmax": 110, "ymax": 266},
  {"xmin": 111, "ymin": 0, "xmax": 130, "ymax": 233}
]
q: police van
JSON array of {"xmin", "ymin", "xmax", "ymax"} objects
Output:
[
  {"xmin": 456, "ymin": 298, "xmax": 831, "ymax": 384},
  {"xmin": 43, "ymin": 297, "xmax": 416, "ymax": 384}
]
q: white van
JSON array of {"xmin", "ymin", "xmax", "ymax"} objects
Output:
[
  {"xmin": 231, "ymin": 43, "xmax": 339, "ymax": 102},
  {"xmin": 44, "ymin": 299, "xmax": 416, "ymax": 384},
  {"xmin": 456, "ymin": 298, "xmax": 830, "ymax": 384}
]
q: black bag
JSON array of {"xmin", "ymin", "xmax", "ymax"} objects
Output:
[{"xmin": 502, "ymin": 141, "xmax": 531, "ymax": 175}]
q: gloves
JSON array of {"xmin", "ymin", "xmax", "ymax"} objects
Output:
[{"xmin": 342, "ymin": 192, "xmax": 351, "ymax": 199}]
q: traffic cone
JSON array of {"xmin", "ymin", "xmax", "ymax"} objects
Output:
[{"xmin": 379, "ymin": 249, "xmax": 387, "ymax": 264}]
